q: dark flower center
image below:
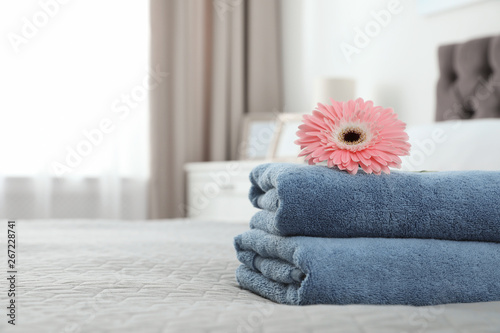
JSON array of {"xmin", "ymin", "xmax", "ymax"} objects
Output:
[
  {"xmin": 338, "ymin": 127, "xmax": 366, "ymax": 145},
  {"xmin": 343, "ymin": 131, "xmax": 361, "ymax": 143}
]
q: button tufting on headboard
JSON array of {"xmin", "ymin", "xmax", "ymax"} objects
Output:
[{"xmin": 436, "ymin": 36, "xmax": 500, "ymax": 121}]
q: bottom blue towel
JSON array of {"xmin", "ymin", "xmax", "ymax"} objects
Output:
[{"xmin": 234, "ymin": 229, "xmax": 500, "ymax": 306}]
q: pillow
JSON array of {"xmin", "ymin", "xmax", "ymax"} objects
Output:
[{"xmin": 400, "ymin": 119, "xmax": 500, "ymax": 171}]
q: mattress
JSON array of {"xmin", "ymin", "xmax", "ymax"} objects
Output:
[{"xmin": 1, "ymin": 219, "xmax": 499, "ymax": 333}]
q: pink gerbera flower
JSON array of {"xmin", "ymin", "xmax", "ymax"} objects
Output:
[{"xmin": 295, "ymin": 98, "xmax": 410, "ymax": 175}]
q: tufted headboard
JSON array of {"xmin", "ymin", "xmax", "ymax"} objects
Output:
[{"xmin": 436, "ymin": 35, "xmax": 500, "ymax": 121}]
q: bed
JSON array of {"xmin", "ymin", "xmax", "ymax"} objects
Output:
[
  {"xmin": 436, "ymin": 35, "xmax": 500, "ymax": 121},
  {"xmin": 2, "ymin": 219, "xmax": 500, "ymax": 333},
  {"xmin": 4, "ymin": 36, "xmax": 500, "ymax": 333}
]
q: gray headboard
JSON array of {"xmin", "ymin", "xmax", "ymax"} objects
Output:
[{"xmin": 436, "ymin": 35, "xmax": 500, "ymax": 121}]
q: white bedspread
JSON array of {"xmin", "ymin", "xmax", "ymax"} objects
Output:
[{"xmin": 1, "ymin": 219, "xmax": 499, "ymax": 333}]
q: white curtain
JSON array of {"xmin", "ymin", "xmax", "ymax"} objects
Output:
[{"xmin": 0, "ymin": 0, "xmax": 150, "ymax": 219}]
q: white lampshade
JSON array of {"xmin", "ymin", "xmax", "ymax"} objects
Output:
[{"xmin": 313, "ymin": 77, "xmax": 356, "ymax": 106}]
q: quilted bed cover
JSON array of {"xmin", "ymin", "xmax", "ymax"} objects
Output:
[{"xmin": 1, "ymin": 219, "xmax": 499, "ymax": 333}]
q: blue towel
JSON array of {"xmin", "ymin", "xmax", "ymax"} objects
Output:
[
  {"xmin": 234, "ymin": 229, "xmax": 500, "ymax": 306},
  {"xmin": 249, "ymin": 163, "xmax": 500, "ymax": 242}
]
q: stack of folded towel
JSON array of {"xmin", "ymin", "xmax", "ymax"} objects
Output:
[{"xmin": 234, "ymin": 163, "xmax": 500, "ymax": 306}]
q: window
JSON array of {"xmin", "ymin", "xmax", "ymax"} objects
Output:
[{"xmin": 0, "ymin": 0, "xmax": 150, "ymax": 219}]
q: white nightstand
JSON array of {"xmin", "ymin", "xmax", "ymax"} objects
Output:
[{"xmin": 184, "ymin": 160, "xmax": 268, "ymax": 222}]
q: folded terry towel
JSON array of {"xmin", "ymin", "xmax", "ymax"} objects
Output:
[
  {"xmin": 249, "ymin": 163, "xmax": 500, "ymax": 242},
  {"xmin": 234, "ymin": 229, "xmax": 500, "ymax": 306}
]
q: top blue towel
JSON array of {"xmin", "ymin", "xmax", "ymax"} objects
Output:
[{"xmin": 249, "ymin": 163, "xmax": 500, "ymax": 242}]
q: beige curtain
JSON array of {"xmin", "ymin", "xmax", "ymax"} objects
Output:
[{"xmin": 150, "ymin": 0, "xmax": 283, "ymax": 218}]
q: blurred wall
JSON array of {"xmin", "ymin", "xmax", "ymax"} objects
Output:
[{"xmin": 281, "ymin": 0, "xmax": 500, "ymax": 125}]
